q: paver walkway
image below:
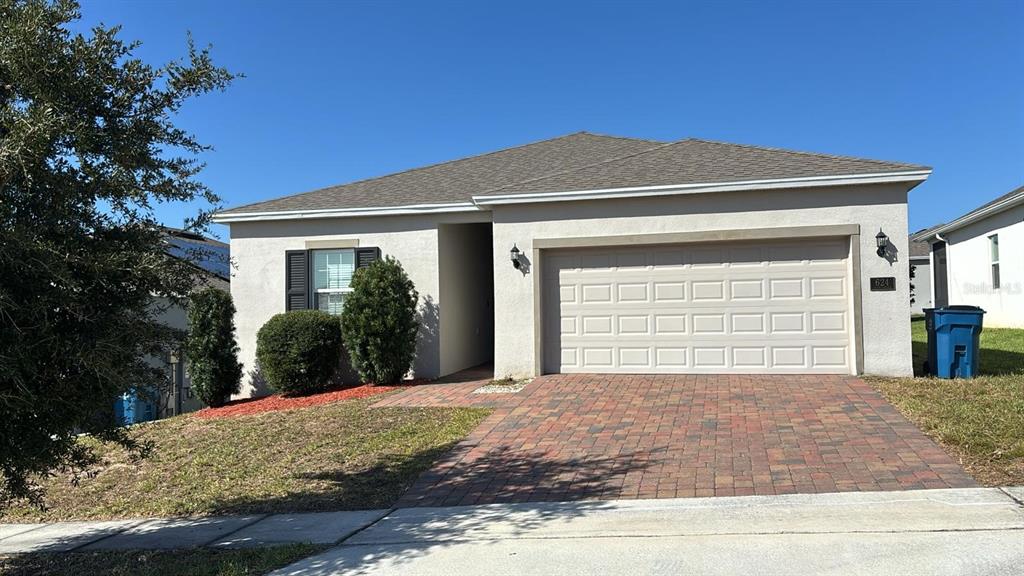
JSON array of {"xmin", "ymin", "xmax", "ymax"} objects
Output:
[{"xmin": 379, "ymin": 373, "xmax": 976, "ymax": 507}]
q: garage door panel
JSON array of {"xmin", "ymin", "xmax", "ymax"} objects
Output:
[
  {"xmin": 545, "ymin": 239, "xmax": 852, "ymax": 374},
  {"xmin": 556, "ymin": 345, "xmax": 849, "ymax": 373},
  {"xmin": 691, "ymin": 281, "xmax": 726, "ymax": 301},
  {"xmin": 655, "ymin": 314, "xmax": 687, "ymax": 334},
  {"xmin": 653, "ymin": 282, "xmax": 686, "ymax": 302},
  {"xmin": 692, "ymin": 314, "xmax": 727, "ymax": 334},
  {"xmin": 731, "ymin": 313, "xmax": 766, "ymax": 334},
  {"xmin": 618, "ymin": 315, "xmax": 650, "ymax": 335},
  {"xmin": 580, "ymin": 284, "xmax": 612, "ymax": 303}
]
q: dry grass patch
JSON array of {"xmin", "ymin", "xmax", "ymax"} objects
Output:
[
  {"xmin": 1, "ymin": 395, "xmax": 489, "ymax": 522},
  {"xmin": 868, "ymin": 317, "xmax": 1024, "ymax": 486},
  {"xmin": 870, "ymin": 375, "xmax": 1024, "ymax": 486}
]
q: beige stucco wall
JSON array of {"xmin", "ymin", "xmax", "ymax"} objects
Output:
[
  {"xmin": 943, "ymin": 204, "xmax": 1024, "ymax": 327},
  {"xmin": 490, "ymin": 183, "xmax": 915, "ymax": 378},
  {"xmin": 227, "ymin": 211, "xmax": 488, "ymax": 397},
  {"xmin": 438, "ymin": 223, "xmax": 495, "ymax": 375}
]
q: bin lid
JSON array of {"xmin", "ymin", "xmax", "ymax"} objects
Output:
[{"xmin": 940, "ymin": 305, "xmax": 986, "ymax": 312}]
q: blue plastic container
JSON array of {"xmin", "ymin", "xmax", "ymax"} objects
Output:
[
  {"xmin": 925, "ymin": 306, "xmax": 985, "ymax": 378},
  {"xmin": 115, "ymin": 389, "xmax": 157, "ymax": 425}
]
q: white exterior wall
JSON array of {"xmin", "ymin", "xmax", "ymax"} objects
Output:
[
  {"xmin": 491, "ymin": 183, "xmax": 914, "ymax": 378},
  {"xmin": 910, "ymin": 259, "xmax": 932, "ymax": 315},
  {"xmin": 943, "ymin": 204, "xmax": 1024, "ymax": 327},
  {"xmin": 227, "ymin": 212, "xmax": 487, "ymax": 397}
]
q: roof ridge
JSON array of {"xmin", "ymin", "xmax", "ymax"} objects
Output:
[
  {"xmin": 478, "ymin": 138, "xmax": 686, "ymax": 195},
  {"xmin": 684, "ymin": 138, "xmax": 931, "ymax": 171},
  {"xmin": 577, "ymin": 130, "xmax": 665, "ymax": 144},
  {"xmin": 223, "ymin": 132, "xmax": 655, "ymax": 214}
]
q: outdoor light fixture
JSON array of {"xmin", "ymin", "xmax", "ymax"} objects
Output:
[
  {"xmin": 510, "ymin": 244, "xmax": 522, "ymax": 269},
  {"xmin": 875, "ymin": 229, "xmax": 889, "ymax": 257}
]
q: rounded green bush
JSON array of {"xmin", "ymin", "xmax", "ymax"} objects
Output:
[
  {"xmin": 256, "ymin": 310, "xmax": 343, "ymax": 396},
  {"xmin": 184, "ymin": 287, "xmax": 243, "ymax": 407},
  {"xmin": 341, "ymin": 256, "xmax": 419, "ymax": 385}
]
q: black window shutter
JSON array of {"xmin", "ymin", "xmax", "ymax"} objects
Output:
[
  {"xmin": 355, "ymin": 247, "xmax": 381, "ymax": 269},
  {"xmin": 284, "ymin": 250, "xmax": 310, "ymax": 311}
]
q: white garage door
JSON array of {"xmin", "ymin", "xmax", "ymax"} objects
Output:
[{"xmin": 543, "ymin": 239, "xmax": 853, "ymax": 374}]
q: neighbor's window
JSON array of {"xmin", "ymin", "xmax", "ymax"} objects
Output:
[
  {"xmin": 313, "ymin": 249, "xmax": 355, "ymax": 315},
  {"xmin": 989, "ymin": 234, "xmax": 1000, "ymax": 289}
]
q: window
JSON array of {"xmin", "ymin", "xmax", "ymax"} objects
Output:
[
  {"xmin": 313, "ymin": 249, "xmax": 355, "ymax": 315},
  {"xmin": 989, "ymin": 234, "xmax": 1000, "ymax": 289},
  {"xmin": 285, "ymin": 247, "xmax": 378, "ymax": 313}
]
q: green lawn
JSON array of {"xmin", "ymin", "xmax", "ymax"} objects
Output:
[
  {"xmin": 1, "ymin": 395, "xmax": 490, "ymax": 522},
  {"xmin": 870, "ymin": 318, "xmax": 1024, "ymax": 486},
  {"xmin": 0, "ymin": 544, "xmax": 322, "ymax": 576}
]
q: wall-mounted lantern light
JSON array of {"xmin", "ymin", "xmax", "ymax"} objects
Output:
[
  {"xmin": 510, "ymin": 244, "xmax": 522, "ymax": 269},
  {"xmin": 875, "ymin": 229, "xmax": 889, "ymax": 257}
]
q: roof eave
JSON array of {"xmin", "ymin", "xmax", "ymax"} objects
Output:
[
  {"xmin": 212, "ymin": 202, "xmax": 483, "ymax": 224},
  {"xmin": 915, "ymin": 188, "xmax": 1024, "ymax": 242},
  {"xmin": 213, "ymin": 170, "xmax": 931, "ymax": 223},
  {"xmin": 472, "ymin": 170, "xmax": 932, "ymax": 206}
]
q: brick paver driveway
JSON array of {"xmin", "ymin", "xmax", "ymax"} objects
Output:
[{"xmin": 377, "ymin": 373, "xmax": 975, "ymax": 507}]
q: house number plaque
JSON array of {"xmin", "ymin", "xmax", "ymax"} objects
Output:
[{"xmin": 870, "ymin": 277, "xmax": 896, "ymax": 291}]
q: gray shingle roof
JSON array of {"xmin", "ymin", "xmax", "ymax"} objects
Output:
[
  {"xmin": 219, "ymin": 132, "xmax": 662, "ymax": 215},
  {"xmin": 909, "ymin": 236, "xmax": 931, "ymax": 258},
  {"xmin": 912, "ymin": 184, "xmax": 1024, "ymax": 240},
  {"xmin": 218, "ymin": 133, "xmax": 929, "ymax": 216},
  {"xmin": 942, "ymin": 183, "xmax": 1024, "ymax": 226},
  {"xmin": 481, "ymin": 139, "xmax": 929, "ymax": 197}
]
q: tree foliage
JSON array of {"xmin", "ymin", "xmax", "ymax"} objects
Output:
[
  {"xmin": 184, "ymin": 287, "xmax": 242, "ymax": 407},
  {"xmin": 0, "ymin": 0, "xmax": 235, "ymax": 507},
  {"xmin": 256, "ymin": 311, "xmax": 343, "ymax": 396},
  {"xmin": 340, "ymin": 257, "xmax": 419, "ymax": 385}
]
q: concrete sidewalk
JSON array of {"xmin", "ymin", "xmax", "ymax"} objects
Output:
[
  {"xmin": 273, "ymin": 487, "xmax": 1024, "ymax": 576},
  {"xmin": 3, "ymin": 487, "xmax": 1023, "ymax": 575},
  {"xmin": 0, "ymin": 509, "xmax": 388, "ymax": 554}
]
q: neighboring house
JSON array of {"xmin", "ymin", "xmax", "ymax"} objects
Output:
[
  {"xmin": 214, "ymin": 132, "xmax": 931, "ymax": 392},
  {"xmin": 117, "ymin": 228, "xmax": 231, "ymax": 423},
  {"xmin": 909, "ymin": 234, "xmax": 933, "ymax": 315},
  {"xmin": 913, "ymin": 184, "xmax": 1024, "ymax": 328}
]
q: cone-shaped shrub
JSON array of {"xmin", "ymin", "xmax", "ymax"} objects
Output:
[
  {"xmin": 184, "ymin": 288, "xmax": 243, "ymax": 407},
  {"xmin": 341, "ymin": 256, "xmax": 419, "ymax": 385}
]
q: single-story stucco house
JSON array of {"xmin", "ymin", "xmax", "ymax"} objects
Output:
[
  {"xmin": 913, "ymin": 184, "xmax": 1024, "ymax": 327},
  {"xmin": 909, "ymin": 234, "xmax": 932, "ymax": 315},
  {"xmin": 213, "ymin": 132, "xmax": 931, "ymax": 395}
]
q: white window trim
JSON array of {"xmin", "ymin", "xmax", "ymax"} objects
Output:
[{"xmin": 989, "ymin": 234, "xmax": 1000, "ymax": 290}]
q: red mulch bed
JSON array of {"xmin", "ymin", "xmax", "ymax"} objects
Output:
[{"xmin": 194, "ymin": 384, "xmax": 406, "ymax": 419}]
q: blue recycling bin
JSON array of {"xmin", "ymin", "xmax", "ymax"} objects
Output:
[
  {"xmin": 924, "ymin": 306, "xmax": 985, "ymax": 378},
  {"xmin": 114, "ymin": 388, "xmax": 157, "ymax": 425}
]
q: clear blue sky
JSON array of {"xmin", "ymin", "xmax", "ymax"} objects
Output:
[{"xmin": 74, "ymin": 0, "xmax": 1023, "ymax": 239}]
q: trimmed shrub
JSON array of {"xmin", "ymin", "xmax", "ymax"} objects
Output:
[
  {"xmin": 184, "ymin": 287, "xmax": 243, "ymax": 408},
  {"xmin": 256, "ymin": 310, "xmax": 343, "ymax": 396},
  {"xmin": 341, "ymin": 256, "xmax": 419, "ymax": 385}
]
